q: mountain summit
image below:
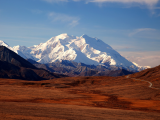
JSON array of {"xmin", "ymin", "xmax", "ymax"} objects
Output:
[{"xmin": 0, "ymin": 34, "xmax": 147, "ymax": 71}]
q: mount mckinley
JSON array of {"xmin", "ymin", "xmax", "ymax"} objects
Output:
[{"xmin": 0, "ymin": 33, "xmax": 149, "ymax": 76}]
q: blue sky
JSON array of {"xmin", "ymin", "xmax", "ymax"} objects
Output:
[{"xmin": 0, "ymin": 0, "xmax": 160, "ymax": 67}]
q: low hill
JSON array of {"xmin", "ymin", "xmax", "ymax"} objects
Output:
[{"xmin": 130, "ymin": 65, "xmax": 160, "ymax": 88}]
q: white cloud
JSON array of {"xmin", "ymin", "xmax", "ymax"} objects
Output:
[
  {"xmin": 119, "ymin": 51, "xmax": 160, "ymax": 67},
  {"xmin": 129, "ymin": 28, "xmax": 156, "ymax": 37},
  {"xmin": 48, "ymin": 12, "xmax": 80, "ymax": 27},
  {"xmin": 69, "ymin": 20, "xmax": 79, "ymax": 27}
]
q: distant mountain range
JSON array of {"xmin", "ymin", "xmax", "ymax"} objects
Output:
[
  {"xmin": 0, "ymin": 34, "xmax": 150, "ymax": 72},
  {"xmin": 0, "ymin": 46, "xmax": 66, "ymax": 80},
  {"xmin": 28, "ymin": 59, "xmax": 134, "ymax": 77},
  {"xmin": 0, "ymin": 45, "xmax": 134, "ymax": 79}
]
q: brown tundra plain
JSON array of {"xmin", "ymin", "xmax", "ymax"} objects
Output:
[{"xmin": 0, "ymin": 65, "xmax": 160, "ymax": 120}]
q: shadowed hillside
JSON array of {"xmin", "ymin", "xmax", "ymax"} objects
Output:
[{"xmin": 0, "ymin": 46, "xmax": 66, "ymax": 80}]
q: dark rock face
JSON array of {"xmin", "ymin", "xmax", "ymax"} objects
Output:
[
  {"xmin": 0, "ymin": 46, "xmax": 66, "ymax": 80},
  {"xmin": 0, "ymin": 60, "xmax": 43, "ymax": 80},
  {"xmin": 0, "ymin": 46, "xmax": 36, "ymax": 69},
  {"xmin": 32, "ymin": 60, "xmax": 135, "ymax": 77}
]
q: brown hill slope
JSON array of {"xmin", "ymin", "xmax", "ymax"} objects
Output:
[{"xmin": 130, "ymin": 65, "xmax": 160, "ymax": 88}]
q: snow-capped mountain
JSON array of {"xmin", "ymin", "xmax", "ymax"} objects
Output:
[
  {"xmin": 13, "ymin": 45, "xmax": 39, "ymax": 61},
  {"xmin": 0, "ymin": 40, "xmax": 13, "ymax": 50},
  {"xmin": 0, "ymin": 34, "xmax": 146, "ymax": 71},
  {"xmin": 132, "ymin": 62, "xmax": 151, "ymax": 71}
]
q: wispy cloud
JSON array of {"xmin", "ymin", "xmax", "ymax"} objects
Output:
[
  {"xmin": 43, "ymin": 0, "xmax": 159, "ymax": 9},
  {"xmin": 31, "ymin": 9, "xmax": 43, "ymax": 14},
  {"xmin": 48, "ymin": 12, "xmax": 80, "ymax": 27},
  {"xmin": 83, "ymin": 0, "xmax": 159, "ymax": 8},
  {"xmin": 111, "ymin": 45, "xmax": 135, "ymax": 51},
  {"xmin": 42, "ymin": 0, "xmax": 68, "ymax": 3},
  {"xmin": 3, "ymin": 39, "xmax": 39, "ymax": 44},
  {"xmin": 154, "ymin": 7, "xmax": 160, "ymax": 9},
  {"xmin": 129, "ymin": 28, "xmax": 156, "ymax": 37},
  {"xmin": 84, "ymin": 0, "xmax": 158, "ymax": 4},
  {"xmin": 120, "ymin": 51, "xmax": 160, "ymax": 67}
]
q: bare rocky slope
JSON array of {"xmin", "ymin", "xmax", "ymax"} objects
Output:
[
  {"xmin": 0, "ymin": 46, "xmax": 66, "ymax": 80},
  {"xmin": 28, "ymin": 59, "xmax": 134, "ymax": 77}
]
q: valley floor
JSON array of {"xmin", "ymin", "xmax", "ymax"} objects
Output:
[{"xmin": 0, "ymin": 76, "xmax": 160, "ymax": 120}]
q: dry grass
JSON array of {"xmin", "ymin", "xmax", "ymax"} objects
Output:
[{"xmin": 0, "ymin": 76, "xmax": 160, "ymax": 120}]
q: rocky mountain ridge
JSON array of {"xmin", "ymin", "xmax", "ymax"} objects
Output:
[{"xmin": 0, "ymin": 46, "xmax": 66, "ymax": 80}]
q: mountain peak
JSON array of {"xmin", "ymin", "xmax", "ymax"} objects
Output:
[
  {"xmin": 132, "ymin": 62, "xmax": 151, "ymax": 71},
  {"xmin": 0, "ymin": 40, "xmax": 9, "ymax": 47},
  {"xmin": 0, "ymin": 40, "xmax": 13, "ymax": 51},
  {"xmin": 81, "ymin": 34, "xmax": 89, "ymax": 38},
  {"xmin": 57, "ymin": 33, "xmax": 70, "ymax": 39}
]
